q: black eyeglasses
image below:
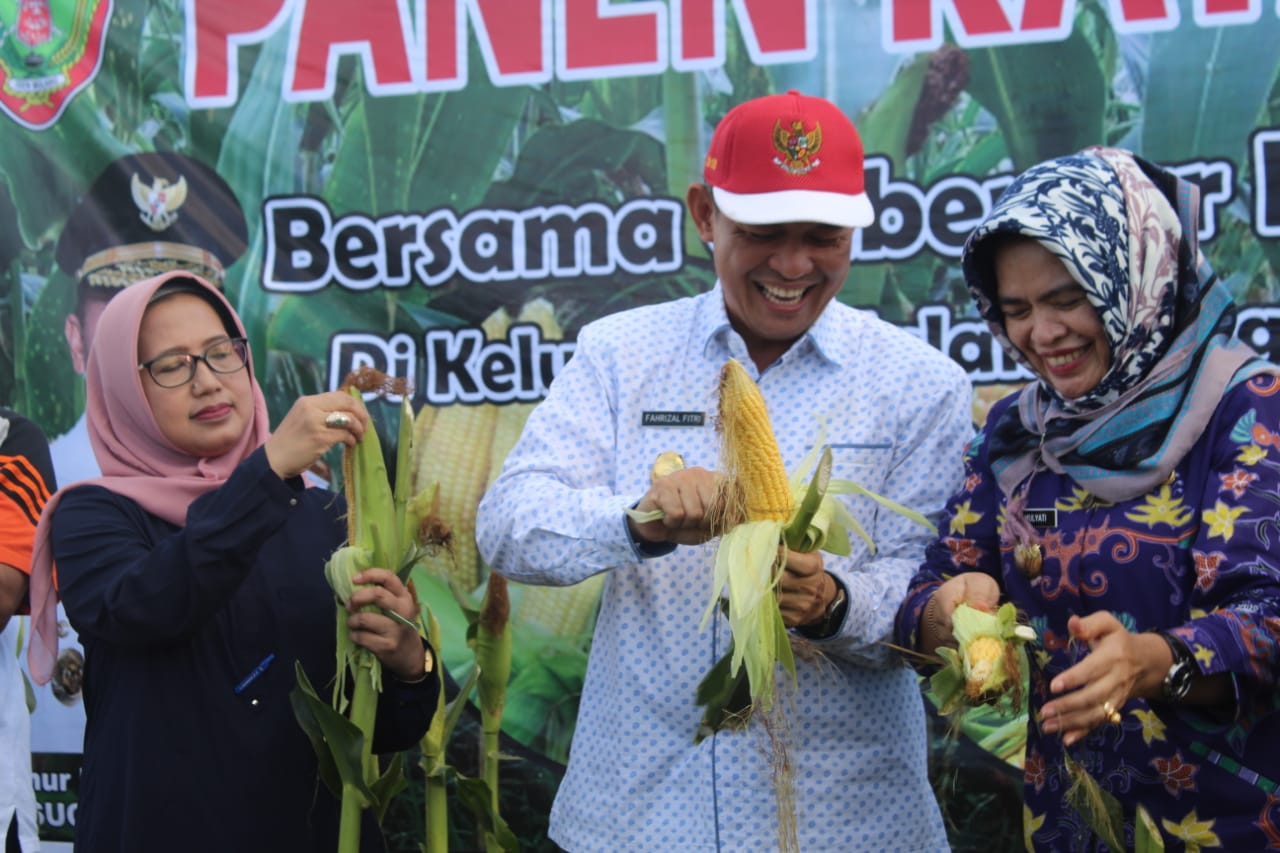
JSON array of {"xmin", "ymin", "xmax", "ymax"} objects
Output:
[{"xmin": 138, "ymin": 338, "xmax": 249, "ymax": 388}]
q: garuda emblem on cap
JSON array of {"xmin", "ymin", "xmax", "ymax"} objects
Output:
[
  {"xmin": 772, "ymin": 119, "xmax": 823, "ymax": 176},
  {"xmin": 131, "ymin": 173, "xmax": 188, "ymax": 232}
]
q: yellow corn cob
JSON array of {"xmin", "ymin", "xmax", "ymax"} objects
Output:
[
  {"xmin": 701, "ymin": 360, "xmax": 797, "ymax": 713},
  {"xmin": 963, "ymin": 635, "xmax": 1005, "ymax": 699},
  {"xmin": 414, "ymin": 308, "xmax": 508, "ymax": 591},
  {"xmin": 718, "ymin": 359, "xmax": 792, "ymax": 523}
]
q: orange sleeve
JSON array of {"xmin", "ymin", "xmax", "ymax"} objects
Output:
[{"xmin": 0, "ymin": 451, "xmax": 54, "ymax": 575}]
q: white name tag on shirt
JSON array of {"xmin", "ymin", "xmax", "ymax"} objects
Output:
[{"xmin": 1025, "ymin": 508, "xmax": 1058, "ymax": 528}]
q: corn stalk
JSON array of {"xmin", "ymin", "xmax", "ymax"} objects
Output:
[
  {"xmin": 469, "ymin": 575, "xmax": 512, "ymax": 853},
  {"xmin": 414, "ymin": 579, "xmax": 519, "ymax": 853},
  {"xmin": 290, "ymin": 369, "xmax": 440, "ymax": 853},
  {"xmin": 418, "ymin": 606, "xmax": 483, "ymax": 853}
]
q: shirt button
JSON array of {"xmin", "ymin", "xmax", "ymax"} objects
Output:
[{"xmin": 289, "ymin": 498, "xmax": 298, "ymax": 507}]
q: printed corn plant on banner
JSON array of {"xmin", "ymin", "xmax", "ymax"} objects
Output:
[{"xmin": 3, "ymin": 0, "xmax": 1279, "ymax": 850}]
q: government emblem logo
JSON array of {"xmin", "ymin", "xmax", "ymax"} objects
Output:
[
  {"xmin": 132, "ymin": 172, "xmax": 188, "ymax": 232},
  {"xmin": 0, "ymin": 0, "xmax": 112, "ymax": 130},
  {"xmin": 772, "ymin": 119, "xmax": 823, "ymax": 175}
]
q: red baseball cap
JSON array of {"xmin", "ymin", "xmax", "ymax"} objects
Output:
[{"xmin": 703, "ymin": 90, "xmax": 874, "ymax": 228}]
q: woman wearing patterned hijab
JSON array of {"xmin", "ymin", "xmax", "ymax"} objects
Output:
[{"xmin": 895, "ymin": 147, "xmax": 1280, "ymax": 849}]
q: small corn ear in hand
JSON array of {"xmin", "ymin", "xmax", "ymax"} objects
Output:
[
  {"xmin": 930, "ymin": 601, "xmax": 1036, "ymax": 715},
  {"xmin": 325, "ymin": 545, "xmax": 372, "ymax": 608}
]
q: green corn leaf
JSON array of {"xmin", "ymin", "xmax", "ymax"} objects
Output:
[
  {"xmin": 838, "ymin": 507, "xmax": 876, "ymax": 556},
  {"xmin": 370, "ymin": 753, "xmax": 407, "ymax": 825},
  {"xmin": 929, "ymin": 647, "xmax": 968, "ymax": 716},
  {"xmin": 772, "ymin": 603, "xmax": 795, "ymax": 683},
  {"xmin": 783, "ymin": 446, "xmax": 832, "ymax": 552},
  {"xmin": 623, "ymin": 507, "xmax": 665, "ymax": 523},
  {"xmin": 1142, "ymin": 13, "xmax": 1280, "ymax": 165},
  {"xmin": 830, "ymin": 478, "xmax": 938, "ymax": 535},
  {"xmin": 349, "ymin": 386, "xmax": 398, "ymax": 563},
  {"xmin": 694, "ymin": 644, "xmax": 754, "ymax": 743},
  {"xmin": 331, "ymin": 607, "xmax": 352, "ymax": 713},
  {"xmin": 455, "ymin": 775, "xmax": 521, "ymax": 853},
  {"xmin": 964, "ymin": 27, "xmax": 1107, "ymax": 170},
  {"xmin": 444, "ymin": 665, "xmax": 483, "ymax": 746},
  {"xmin": 290, "ymin": 662, "xmax": 376, "ymax": 804},
  {"xmin": 1134, "ymin": 804, "xmax": 1166, "ymax": 852},
  {"xmin": 419, "ymin": 609, "xmax": 449, "ymax": 767}
]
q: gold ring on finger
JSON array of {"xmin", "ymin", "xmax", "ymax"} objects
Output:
[
  {"xmin": 325, "ymin": 411, "xmax": 351, "ymax": 429},
  {"xmin": 650, "ymin": 451, "xmax": 685, "ymax": 483},
  {"xmin": 1102, "ymin": 700, "xmax": 1122, "ymax": 725}
]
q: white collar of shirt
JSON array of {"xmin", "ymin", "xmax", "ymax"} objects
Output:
[{"xmin": 696, "ymin": 282, "xmax": 847, "ymax": 373}]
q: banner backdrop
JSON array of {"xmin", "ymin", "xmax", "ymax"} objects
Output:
[{"xmin": 3, "ymin": 0, "xmax": 1279, "ymax": 850}]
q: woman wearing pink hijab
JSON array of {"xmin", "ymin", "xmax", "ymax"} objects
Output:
[{"xmin": 26, "ymin": 272, "xmax": 438, "ymax": 852}]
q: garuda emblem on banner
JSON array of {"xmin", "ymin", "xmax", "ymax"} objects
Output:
[
  {"xmin": 772, "ymin": 119, "xmax": 823, "ymax": 176},
  {"xmin": 132, "ymin": 173, "xmax": 188, "ymax": 232},
  {"xmin": 0, "ymin": 0, "xmax": 112, "ymax": 130}
]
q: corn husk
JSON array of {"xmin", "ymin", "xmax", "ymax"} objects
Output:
[
  {"xmin": 291, "ymin": 371, "xmax": 444, "ymax": 853},
  {"xmin": 930, "ymin": 601, "xmax": 1035, "ymax": 717}
]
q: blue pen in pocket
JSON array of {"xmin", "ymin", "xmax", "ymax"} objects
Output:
[{"xmin": 234, "ymin": 652, "xmax": 276, "ymax": 696}]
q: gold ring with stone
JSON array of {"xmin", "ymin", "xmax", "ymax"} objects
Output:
[{"xmin": 324, "ymin": 411, "xmax": 351, "ymax": 429}]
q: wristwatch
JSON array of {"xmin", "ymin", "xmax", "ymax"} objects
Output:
[
  {"xmin": 799, "ymin": 576, "xmax": 848, "ymax": 639},
  {"xmin": 400, "ymin": 645, "xmax": 436, "ymax": 685},
  {"xmin": 823, "ymin": 583, "xmax": 848, "ymax": 630},
  {"xmin": 1159, "ymin": 631, "xmax": 1194, "ymax": 702}
]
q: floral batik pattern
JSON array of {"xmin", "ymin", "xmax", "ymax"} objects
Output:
[{"xmin": 896, "ymin": 375, "xmax": 1280, "ymax": 851}]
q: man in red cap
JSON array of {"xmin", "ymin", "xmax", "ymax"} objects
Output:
[{"xmin": 479, "ymin": 91, "xmax": 970, "ymax": 851}]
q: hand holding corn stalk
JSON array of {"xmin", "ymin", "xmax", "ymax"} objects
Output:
[
  {"xmin": 289, "ymin": 368, "xmax": 445, "ymax": 853},
  {"xmin": 683, "ymin": 360, "xmax": 938, "ymax": 733}
]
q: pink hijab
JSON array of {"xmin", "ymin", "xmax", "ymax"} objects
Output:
[{"xmin": 27, "ymin": 271, "xmax": 271, "ymax": 683}]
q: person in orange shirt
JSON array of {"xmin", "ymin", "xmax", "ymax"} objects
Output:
[{"xmin": 0, "ymin": 410, "xmax": 55, "ymax": 853}]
